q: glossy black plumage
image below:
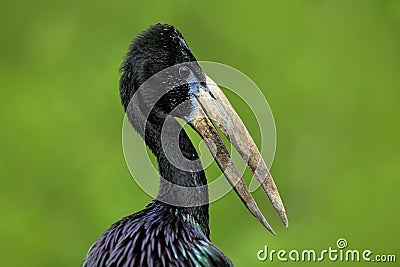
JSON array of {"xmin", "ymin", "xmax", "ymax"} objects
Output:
[
  {"xmin": 83, "ymin": 201, "xmax": 232, "ymax": 267},
  {"xmin": 83, "ymin": 23, "xmax": 234, "ymax": 267}
]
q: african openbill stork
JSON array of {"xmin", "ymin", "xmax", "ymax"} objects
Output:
[{"xmin": 83, "ymin": 23, "xmax": 288, "ymax": 267}]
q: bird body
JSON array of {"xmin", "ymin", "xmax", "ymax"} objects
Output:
[
  {"xmin": 83, "ymin": 23, "xmax": 287, "ymax": 267},
  {"xmin": 83, "ymin": 201, "xmax": 232, "ymax": 267}
]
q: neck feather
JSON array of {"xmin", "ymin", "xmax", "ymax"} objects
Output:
[{"xmin": 126, "ymin": 103, "xmax": 210, "ymax": 237}]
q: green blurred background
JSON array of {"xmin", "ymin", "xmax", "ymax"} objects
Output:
[{"xmin": 1, "ymin": 0, "xmax": 399, "ymax": 266}]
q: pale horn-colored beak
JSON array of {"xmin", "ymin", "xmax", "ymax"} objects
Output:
[{"xmin": 188, "ymin": 76, "xmax": 288, "ymax": 235}]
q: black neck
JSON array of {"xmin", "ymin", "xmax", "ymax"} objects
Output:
[{"xmin": 126, "ymin": 103, "xmax": 210, "ymax": 237}]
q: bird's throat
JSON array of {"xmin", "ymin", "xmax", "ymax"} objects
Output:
[{"xmin": 142, "ymin": 112, "xmax": 211, "ymax": 237}]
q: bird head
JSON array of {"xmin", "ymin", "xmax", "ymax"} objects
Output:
[
  {"xmin": 120, "ymin": 23, "xmax": 205, "ymax": 118},
  {"xmin": 119, "ymin": 23, "xmax": 288, "ymax": 235}
]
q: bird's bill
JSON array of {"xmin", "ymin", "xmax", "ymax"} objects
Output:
[{"xmin": 188, "ymin": 76, "xmax": 288, "ymax": 235}]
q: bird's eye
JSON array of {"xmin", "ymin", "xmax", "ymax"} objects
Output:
[{"xmin": 178, "ymin": 66, "xmax": 191, "ymax": 79}]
